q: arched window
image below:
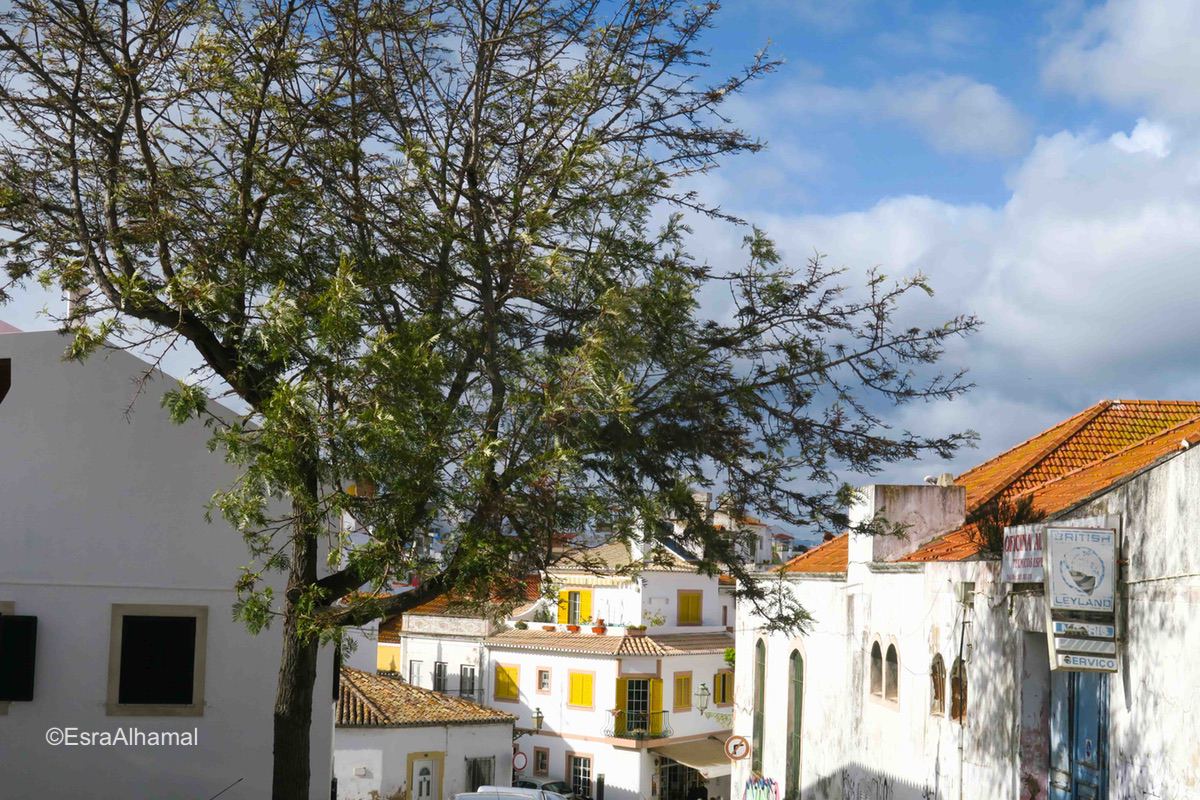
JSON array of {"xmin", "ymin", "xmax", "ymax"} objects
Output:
[
  {"xmin": 869, "ymin": 642, "xmax": 882, "ymax": 696},
  {"xmin": 930, "ymin": 655, "xmax": 946, "ymax": 715},
  {"xmin": 950, "ymin": 658, "xmax": 967, "ymax": 723},
  {"xmin": 785, "ymin": 650, "xmax": 804, "ymax": 796},
  {"xmin": 752, "ymin": 639, "xmax": 766, "ymax": 772},
  {"xmin": 884, "ymin": 645, "xmax": 899, "ymax": 701}
]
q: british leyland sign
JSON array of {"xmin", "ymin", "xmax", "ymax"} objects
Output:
[{"xmin": 1047, "ymin": 527, "xmax": 1116, "ymax": 612}]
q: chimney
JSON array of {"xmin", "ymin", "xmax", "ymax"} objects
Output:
[{"xmin": 847, "ymin": 483, "xmax": 967, "ymax": 564}]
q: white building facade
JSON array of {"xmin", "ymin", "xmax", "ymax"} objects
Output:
[
  {"xmin": 732, "ymin": 400, "xmax": 1200, "ymax": 800},
  {"xmin": 335, "ymin": 667, "xmax": 515, "ymax": 800},
  {"xmin": 0, "ymin": 331, "xmax": 335, "ymax": 799}
]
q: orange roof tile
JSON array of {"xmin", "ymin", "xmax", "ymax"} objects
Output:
[
  {"xmin": 485, "ymin": 628, "xmax": 733, "ymax": 656},
  {"xmin": 782, "ymin": 400, "xmax": 1200, "ymax": 569},
  {"xmin": 780, "ymin": 534, "xmax": 849, "ymax": 574},
  {"xmin": 337, "ymin": 667, "xmax": 515, "ymax": 728},
  {"xmin": 903, "ymin": 401, "xmax": 1200, "ymax": 562}
]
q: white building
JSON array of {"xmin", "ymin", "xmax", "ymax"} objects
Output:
[
  {"xmin": 732, "ymin": 399, "xmax": 1200, "ymax": 800},
  {"xmin": 377, "ymin": 581, "xmax": 543, "ymax": 697},
  {"xmin": 335, "ymin": 667, "xmax": 515, "ymax": 800},
  {"xmin": 482, "ymin": 540, "xmax": 736, "ymax": 800},
  {"xmin": 0, "ymin": 330, "xmax": 335, "ymax": 799}
]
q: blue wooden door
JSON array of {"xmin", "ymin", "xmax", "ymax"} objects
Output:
[{"xmin": 1049, "ymin": 671, "xmax": 1109, "ymax": 800}]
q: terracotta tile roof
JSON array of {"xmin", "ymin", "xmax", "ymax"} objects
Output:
[
  {"xmin": 902, "ymin": 401, "xmax": 1200, "ymax": 563},
  {"xmin": 337, "ymin": 667, "xmax": 515, "ymax": 728},
  {"xmin": 552, "ymin": 540, "xmax": 695, "ymax": 574},
  {"xmin": 405, "ymin": 576, "xmax": 542, "ymax": 617},
  {"xmin": 783, "ymin": 400, "xmax": 1200, "ymax": 569},
  {"xmin": 780, "ymin": 534, "xmax": 849, "ymax": 574},
  {"xmin": 485, "ymin": 628, "xmax": 733, "ymax": 656}
]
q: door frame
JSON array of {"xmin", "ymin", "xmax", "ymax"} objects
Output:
[{"xmin": 407, "ymin": 751, "xmax": 446, "ymax": 800}]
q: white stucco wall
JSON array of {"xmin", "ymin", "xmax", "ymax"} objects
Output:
[
  {"xmin": 335, "ymin": 721, "xmax": 514, "ymax": 800},
  {"xmin": 0, "ymin": 331, "xmax": 334, "ymax": 799}
]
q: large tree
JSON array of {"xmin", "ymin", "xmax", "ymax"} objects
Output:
[{"xmin": 0, "ymin": 0, "xmax": 978, "ymax": 796}]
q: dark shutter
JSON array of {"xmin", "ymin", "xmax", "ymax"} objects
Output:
[
  {"xmin": 332, "ymin": 646, "xmax": 342, "ymax": 701},
  {"xmin": 118, "ymin": 615, "xmax": 196, "ymax": 705},
  {"xmin": 0, "ymin": 614, "xmax": 38, "ymax": 701}
]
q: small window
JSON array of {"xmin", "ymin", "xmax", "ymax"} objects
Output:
[
  {"xmin": 677, "ymin": 590, "xmax": 702, "ymax": 626},
  {"xmin": 0, "ymin": 609, "xmax": 37, "ymax": 703},
  {"xmin": 884, "ymin": 645, "xmax": 899, "ymax": 701},
  {"xmin": 950, "ymin": 658, "xmax": 967, "ymax": 723},
  {"xmin": 930, "ymin": 655, "xmax": 946, "ymax": 715},
  {"xmin": 433, "ymin": 662, "xmax": 448, "ymax": 692},
  {"xmin": 409, "ymin": 659, "xmax": 423, "ymax": 686},
  {"xmin": 568, "ymin": 671, "xmax": 594, "ymax": 708},
  {"xmin": 107, "ymin": 604, "xmax": 207, "ymax": 716},
  {"xmin": 466, "ymin": 756, "xmax": 495, "ymax": 791},
  {"xmin": 537, "ymin": 668, "xmax": 552, "ymax": 693},
  {"xmin": 568, "ymin": 592, "xmax": 582, "ymax": 625},
  {"xmin": 673, "ymin": 672, "xmax": 692, "ymax": 712},
  {"xmin": 460, "ymin": 665, "xmax": 477, "ymax": 697},
  {"xmin": 494, "ymin": 664, "xmax": 520, "ymax": 702},
  {"xmin": 534, "ymin": 747, "xmax": 550, "ymax": 776},
  {"xmin": 713, "ymin": 669, "xmax": 733, "ymax": 706},
  {"xmin": 869, "ymin": 642, "xmax": 883, "ymax": 696}
]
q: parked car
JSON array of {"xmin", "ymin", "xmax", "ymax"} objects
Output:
[
  {"xmin": 455, "ymin": 791, "xmax": 538, "ymax": 800},
  {"xmin": 466, "ymin": 787, "xmax": 570, "ymax": 800},
  {"xmin": 508, "ymin": 779, "xmax": 580, "ymax": 800}
]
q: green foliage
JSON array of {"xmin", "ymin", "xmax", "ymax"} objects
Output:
[
  {"xmin": 967, "ymin": 495, "xmax": 1046, "ymax": 557},
  {"xmin": 0, "ymin": 0, "xmax": 979, "ymax": 789}
]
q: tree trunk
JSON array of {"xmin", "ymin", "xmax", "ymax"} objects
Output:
[{"xmin": 272, "ymin": 497, "xmax": 322, "ymax": 800}]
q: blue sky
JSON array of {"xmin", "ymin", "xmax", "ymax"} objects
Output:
[{"xmin": 672, "ymin": 0, "xmax": 1200, "ymax": 488}]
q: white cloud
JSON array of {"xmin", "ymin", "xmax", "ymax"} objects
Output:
[
  {"xmin": 1044, "ymin": 0, "xmax": 1200, "ymax": 119},
  {"xmin": 774, "ymin": 74, "xmax": 1030, "ymax": 158},
  {"xmin": 698, "ymin": 117, "xmax": 1200, "ymax": 477}
]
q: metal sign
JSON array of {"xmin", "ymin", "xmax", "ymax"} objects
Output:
[
  {"xmin": 1047, "ymin": 527, "xmax": 1116, "ymax": 612},
  {"xmin": 1044, "ymin": 522, "xmax": 1120, "ymax": 673},
  {"xmin": 724, "ymin": 735, "xmax": 750, "ymax": 761},
  {"xmin": 513, "ymin": 751, "xmax": 528, "ymax": 772},
  {"xmin": 1002, "ymin": 524, "xmax": 1044, "ymax": 583}
]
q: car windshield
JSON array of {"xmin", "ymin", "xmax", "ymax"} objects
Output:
[{"xmin": 542, "ymin": 783, "xmax": 570, "ymax": 793}]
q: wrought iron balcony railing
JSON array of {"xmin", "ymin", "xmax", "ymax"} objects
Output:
[{"xmin": 604, "ymin": 709, "xmax": 672, "ymax": 739}]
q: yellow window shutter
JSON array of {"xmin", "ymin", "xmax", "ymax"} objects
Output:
[
  {"xmin": 496, "ymin": 665, "xmax": 519, "ymax": 700},
  {"xmin": 585, "ymin": 674, "xmax": 594, "ymax": 706},
  {"xmin": 674, "ymin": 674, "xmax": 691, "ymax": 708},
  {"xmin": 616, "ymin": 677, "xmax": 629, "ymax": 735},
  {"xmin": 650, "ymin": 678, "xmax": 664, "ymax": 734},
  {"xmin": 580, "ymin": 590, "xmax": 593, "ymax": 624},
  {"xmin": 557, "ymin": 590, "xmax": 570, "ymax": 624}
]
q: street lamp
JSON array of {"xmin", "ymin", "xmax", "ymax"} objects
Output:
[
  {"xmin": 532, "ymin": 707, "xmax": 545, "ymax": 732},
  {"xmin": 694, "ymin": 683, "xmax": 711, "ymax": 714}
]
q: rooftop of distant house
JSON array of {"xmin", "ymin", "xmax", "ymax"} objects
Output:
[
  {"xmin": 337, "ymin": 667, "xmax": 515, "ymax": 728},
  {"xmin": 781, "ymin": 399, "xmax": 1200, "ymax": 573},
  {"xmin": 485, "ymin": 627, "xmax": 734, "ymax": 657}
]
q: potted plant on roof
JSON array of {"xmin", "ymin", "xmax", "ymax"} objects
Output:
[
  {"xmin": 566, "ymin": 622, "xmax": 581, "ymax": 633},
  {"xmin": 591, "ymin": 617, "xmax": 607, "ymax": 635},
  {"xmin": 542, "ymin": 624, "xmax": 557, "ymax": 632},
  {"xmin": 627, "ymin": 624, "xmax": 647, "ymax": 638}
]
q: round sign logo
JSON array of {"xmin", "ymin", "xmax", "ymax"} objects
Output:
[
  {"xmin": 1058, "ymin": 546, "xmax": 1105, "ymax": 596},
  {"xmin": 513, "ymin": 751, "xmax": 528, "ymax": 771},
  {"xmin": 724, "ymin": 735, "xmax": 751, "ymax": 761}
]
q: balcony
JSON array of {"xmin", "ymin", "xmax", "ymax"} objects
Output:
[{"xmin": 604, "ymin": 709, "xmax": 672, "ymax": 739}]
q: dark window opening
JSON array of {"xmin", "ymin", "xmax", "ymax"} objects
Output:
[
  {"xmin": 0, "ymin": 613, "xmax": 38, "ymax": 702},
  {"xmin": 884, "ymin": 645, "xmax": 899, "ymax": 701},
  {"xmin": 951, "ymin": 658, "xmax": 967, "ymax": 723},
  {"xmin": 869, "ymin": 642, "xmax": 882, "ymax": 696},
  {"xmin": 118, "ymin": 615, "xmax": 196, "ymax": 705}
]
